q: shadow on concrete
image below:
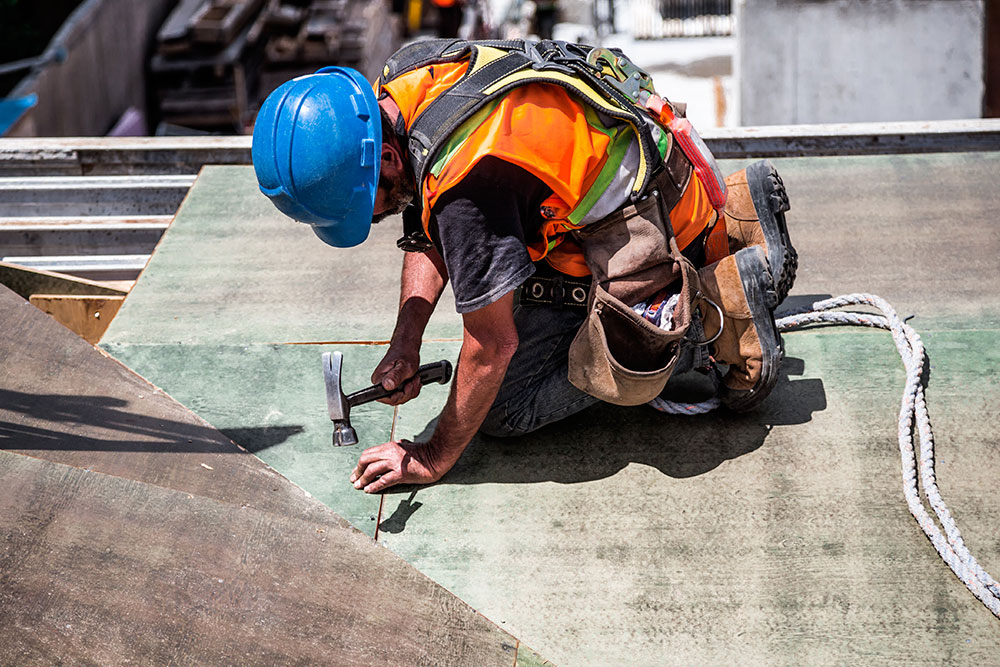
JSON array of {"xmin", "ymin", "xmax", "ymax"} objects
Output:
[
  {"xmin": 379, "ymin": 490, "xmax": 424, "ymax": 534},
  {"xmin": 777, "ymin": 293, "xmax": 833, "ymax": 314},
  {"xmin": 391, "ymin": 355, "xmax": 826, "ymax": 489},
  {"xmin": 0, "ymin": 388, "xmax": 302, "ymax": 454}
]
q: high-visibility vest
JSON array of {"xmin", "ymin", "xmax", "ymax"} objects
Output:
[{"xmin": 377, "ymin": 39, "xmax": 725, "ymax": 276}]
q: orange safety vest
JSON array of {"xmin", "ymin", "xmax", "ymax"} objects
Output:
[{"xmin": 379, "ymin": 53, "xmax": 721, "ymax": 276}]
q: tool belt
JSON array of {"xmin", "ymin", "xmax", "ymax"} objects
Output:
[{"xmin": 568, "ymin": 165, "xmax": 704, "ymax": 406}]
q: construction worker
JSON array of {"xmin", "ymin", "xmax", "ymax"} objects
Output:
[{"xmin": 252, "ymin": 39, "xmax": 796, "ymax": 494}]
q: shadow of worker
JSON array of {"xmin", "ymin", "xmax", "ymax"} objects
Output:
[{"xmin": 405, "ymin": 355, "xmax": 826, "ymax": 487}]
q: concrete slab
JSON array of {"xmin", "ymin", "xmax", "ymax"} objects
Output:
[{"xmin": 100, "ymin": 153, "xmax": 1000, "ymax": 662}]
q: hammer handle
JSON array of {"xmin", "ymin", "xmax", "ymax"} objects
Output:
[{"xmin": 346, "ymin": 359, "xmax": 453, "ymax": 407}]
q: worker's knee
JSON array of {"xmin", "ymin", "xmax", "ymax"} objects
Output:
[{"xmin": 478, "ymin": 402, "xmax": 530, "ymax": 438}]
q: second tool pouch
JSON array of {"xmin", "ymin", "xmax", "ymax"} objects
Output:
[{"xmin": 568, "ymin": 171, "xmax": 700, "ymax": 406}]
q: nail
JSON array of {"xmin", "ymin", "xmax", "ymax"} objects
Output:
[{"xmin": 353, "ymin": 481, "xmax": 361, "ymax": 489}]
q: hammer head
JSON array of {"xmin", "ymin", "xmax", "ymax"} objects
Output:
[{"xmin": 322, "ymin": 351, "xmax": 358, "ymax": 446}]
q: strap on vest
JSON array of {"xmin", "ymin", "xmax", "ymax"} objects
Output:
[
  {"xmin": 406, "ymin": 50, "xmax": 534, "ymax": 173},
  {"xmin": 385, "ymin": 39, "xmax": 669, "ymax": 202},
  {"xmin": 382, "ymin": 38, "xmax": 531, "ymax": 81}
]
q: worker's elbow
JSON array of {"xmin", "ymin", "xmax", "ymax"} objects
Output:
[
  {"xmin": 467, "ymin": 329, "xmax": 519, "ymax": 367},
  {"xmin": 493, "ymin": 333, "xmax": 520, "ymax": 362},
  {"xmin": 482, "ymin": 331, "xmax": 519, "ymax": 363}
]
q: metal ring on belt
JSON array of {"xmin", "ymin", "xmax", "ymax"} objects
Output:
[{"xmin": 685, "ymin": 296, "xmax": 724, "ymax": 346}]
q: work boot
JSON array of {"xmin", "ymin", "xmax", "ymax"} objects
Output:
[
  {"xmin": 695, "ymin": 246, "xmax": 781, "ymax": 411},
  {"xmin": 723, "ymin": 160, "xmax": 798, "ymax": 304}
]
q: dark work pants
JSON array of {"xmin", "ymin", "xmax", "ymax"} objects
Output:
[{"xmin": 479, "ymin": 302, "xmax": 598, "ymax": 437}]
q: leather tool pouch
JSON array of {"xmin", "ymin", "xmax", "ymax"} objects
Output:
[{"xmin": 567, "ymin": 165, "xmax": 699, "ymax": 406}]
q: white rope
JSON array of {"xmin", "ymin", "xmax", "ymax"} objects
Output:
[
  {"xmin": 648, "ymin": 395, "xmax": 720, "ymax": 415},
  {"xmin": 651, "ymin": 292, "xmax": 1000, "ymax": 619}
]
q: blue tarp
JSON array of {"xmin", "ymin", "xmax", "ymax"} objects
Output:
[{"xmin": 0, "ymin": 94, "xmax": 37, "ymax": 136}]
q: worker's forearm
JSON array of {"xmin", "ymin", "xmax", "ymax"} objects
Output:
[
  {"xmin": 391, "ymin": 248, "xmax": 448, "ymax": 347},
  {"xmin": 423, "ymin": 327, "xmax": 518, "ymax": 472}
]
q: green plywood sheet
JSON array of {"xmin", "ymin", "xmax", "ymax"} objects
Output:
[
  {"xmin": 99, "ymin": 343, "xmax": 391, "ymax": 535},
  {"xmin": 100, "ymin": 341, "xmax": 457, "ymax": 538},
  {"xmin": 383, "ymin": 331, "xmax": 1000, "ymax": 665},
  {"xmin": 100, "ymin": 166, "xmax": 462, "ymax": 346}
]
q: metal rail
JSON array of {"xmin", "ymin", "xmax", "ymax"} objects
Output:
[
  {"xmin": 704, "ymin": 119, "xmax": 1000, "ymax": 159},
  {"xmin": 1, "ymin": 120, "xmax": 999, "ymax": 176},
  {"xmin": 0, "ymin": 121, "xmax": 997, "ymax": 282}
]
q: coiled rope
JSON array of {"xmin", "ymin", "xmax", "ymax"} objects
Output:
[{"xmin": 650, "ymin": 292, "xmax": 1000, "ymax": 619}]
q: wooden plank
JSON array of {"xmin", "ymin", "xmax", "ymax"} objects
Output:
[
  {"xmin": 28, "ymin": 294, "xmax": 125, "ymax": 344},
  {"xmin": 0, "ymin": 175, "xmax": 193, "ymax": 217},
  {"xmin": 158, "ymin": 0, "xmax": 207, "ymax": 44},
  {"xmin": 0, "ymin": 284, "xmax": 319, "ymax": 519},
  {"xmin": 0, "ymin": 451, "xmax": 527, "ymax": 665},
  {"xmin": 0, "ymin": 136, "xmax": 252, "ymax": 177},
  {"xmin": 0, "ymin": 260, "xmax": 127, "ymax": 299}
]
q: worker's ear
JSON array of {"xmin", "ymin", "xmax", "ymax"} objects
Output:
[{"xmin": 380, "ymin": 141, "xmax": 406, "ymax": 182}]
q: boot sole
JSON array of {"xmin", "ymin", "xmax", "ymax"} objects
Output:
[
  {"xmin": 722, "ymin": 245, "xmax": 782, "ymax": 412},
  {"xmin": 746, "ymin": 160, "xmax": 797, "ymax": 306}
]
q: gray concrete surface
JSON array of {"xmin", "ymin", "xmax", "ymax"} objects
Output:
[{"xmin": 738, "ymin": 0, "xmax": 986, "ymax": 125}]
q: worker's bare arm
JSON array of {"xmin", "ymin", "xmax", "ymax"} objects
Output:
[
  {"xmin": 351, "ymin": 291, "xmax": 519, "ymax": 493},
  {"xmin": 372, "ymin": 248, "xmax": 449, "ymax": 405}
]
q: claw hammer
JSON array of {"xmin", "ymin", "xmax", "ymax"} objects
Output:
[{"xmin": 322, "ymin": 351, "xmax": 453, "ymax": 447}]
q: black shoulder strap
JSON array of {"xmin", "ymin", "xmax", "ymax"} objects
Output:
[
  {"xmin": 382, "ymin": 38, "xmax": 532, "ymax": 82},
  {"xmin": 382, "ymin": 39, "xmax": 468, "ymax": 82},
  {"xmin": 405, "ymin": 48, "xmax": 535, "ymax": 175}
]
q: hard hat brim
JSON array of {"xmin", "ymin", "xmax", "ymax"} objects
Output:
[{"xmin": 311, "ymin": 212, "xmax": 372, "ymax": 248}]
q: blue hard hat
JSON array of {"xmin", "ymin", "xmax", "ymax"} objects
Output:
[{"xmin": 252, "ymin": 66, "xmax": 381, "ymax": 248}]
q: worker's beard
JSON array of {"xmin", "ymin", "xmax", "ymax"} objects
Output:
[{"xmin": 372, "ymin": 174, "xmax": 415, "ymax": 225}]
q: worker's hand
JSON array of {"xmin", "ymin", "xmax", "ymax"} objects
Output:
[
  {"xmin": 350, "ymin": 440, "xmax": 452, "ymax": 493},
  {"xmin": 371, "ymin": 346, "xmax": 422, "ymax": 406}
]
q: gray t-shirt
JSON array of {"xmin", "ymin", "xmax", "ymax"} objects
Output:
[{"xmin": 428, "ymin": 157, "xmax": 552, "ymax": 314}]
